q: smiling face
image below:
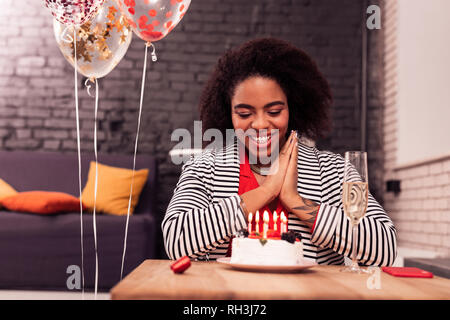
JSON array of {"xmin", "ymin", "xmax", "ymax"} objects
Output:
[{"xmin": 231, "ymin": 76, "xmax": 290, "ymax": 163}]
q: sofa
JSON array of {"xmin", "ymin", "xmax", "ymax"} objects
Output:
[{"xmin": 0, "ymin": 150, "xmax": 162, "ymax": 291}]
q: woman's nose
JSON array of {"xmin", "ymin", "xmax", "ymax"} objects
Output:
[{"xmin": 250, "ymin": 114, "xmax": 270, "ymax": 131}]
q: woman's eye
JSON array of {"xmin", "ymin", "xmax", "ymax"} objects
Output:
[
  {"xmin": 238, "ymin": 113, "xmax": 251, "ymax": 118},
  {"xmin": 268, "ymin": 110, "xmax": 281, "ymax": 115}
]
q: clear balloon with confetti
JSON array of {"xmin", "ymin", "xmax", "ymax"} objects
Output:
[
  {"xmin": 53, "ymin": 1, "xmax": 132, "ymax": 80},
  {"xmin": 116, "ymin": 0, "xmax": 191, "ymax": 43}
]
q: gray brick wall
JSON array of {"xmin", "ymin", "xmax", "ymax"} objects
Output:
[{"xmin": 0, "ymin": 0, "xmax": 385, "ymax": 214}]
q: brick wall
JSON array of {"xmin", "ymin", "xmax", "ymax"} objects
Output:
[
  {"xmin": 381, "ymin": 0, "xmax": 450, "ymax": 256},
  {"xmin": 385, "ymin": 159, "xmax": 450, "ymax": 256},
  {"xmin": 0, "ymin": 0, "xmax": 384, "ymax": 215}
]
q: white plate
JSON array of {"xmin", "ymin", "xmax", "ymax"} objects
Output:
[{"xmin": 216, "ymin": 257, "xmax": 317, "ymax": 273}]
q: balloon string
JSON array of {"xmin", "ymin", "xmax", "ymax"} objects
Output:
[
  {"xmin": 85, "ymin": 78, "xmax": 93, "ymax": 97},
  {"xmin": 92, "ymin": 78, "xmax": 99, "ymax": 299},
  {"xmin": 149, "ymin": 42, "xmax": 157, "ymax": 62},
  {"xmin": 120, "ymin": 42, "xmax": 154, "ymax": 280},
  {"xmin": 74, "ymin": 28, "xmax": 85, "ymax": 300}
]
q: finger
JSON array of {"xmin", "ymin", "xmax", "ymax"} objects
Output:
[
  {"xmin": 287, "ymin": 132, "xmax": 298, "ymax": 160},
  {"xmin": 284, "ymin": 138, "xmax": 296, "ymax": 177},
  {"xmin": 278, "ymin": 139, "xmax": 297, "ymax": 175},
  {"xmin": 281, "ymin": 132, "xmax": 297, "ymax": 166},
  {"xmin": 287, "ymin": 134, "xmax": 298, "ymax": 172},
  {"xmin": 272, "ymin": 131, "xmax": 296, "ymax": 176},
  {"xmin": 280, "ymin": 134, "xmax": 292, "ymax": 155},
  {"xmin": 280, "ymin": 131, "xmax": 295, "ymax": 155},
  {"xmin": 292, "ymin": 133, "xmax": 298, "ymax": 158}
]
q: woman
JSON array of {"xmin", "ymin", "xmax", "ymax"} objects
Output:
[{"xmin": 162, "ymin": 38, "xmax": 397, "ymax": 266}]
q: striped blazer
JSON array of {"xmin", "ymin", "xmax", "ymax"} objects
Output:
[{"xmin": 162, "ymin": 139, "xmax": 397, "ymax": 266}]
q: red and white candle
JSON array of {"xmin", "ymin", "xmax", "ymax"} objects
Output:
[
  {"xmin": 273, "ymin": 211, "xmax": 278, "ymax": 232},
  {"xmin": 263, "ymin": 210, "xmax": 269, "ymax": 239},
  {"xmin": 248, "ymin": 212, "xmax": 253, "ymax": 234},
  {"xmin": 280, "ymin": 211, "xmax": 287, "ymax": 233},
  {"xmin": 255, "ymin": 210, "xmax": 260, "ymax": 234}
]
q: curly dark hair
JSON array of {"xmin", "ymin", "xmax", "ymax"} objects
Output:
[{"xmin": 199, "ymin": 37, "xmax": 332, "ymax": 143}]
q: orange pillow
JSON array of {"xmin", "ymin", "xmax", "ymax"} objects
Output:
[
  {"xmin": 0, "ymin": 178, "xmax": 18, "ymax": 209},
  {"xmin": 81, "ymin": 162, "xmax": 149, "ymax": 216},
  {"xmin": 0, "ymin": 191, "xmax": 83, "ymax": 215}
]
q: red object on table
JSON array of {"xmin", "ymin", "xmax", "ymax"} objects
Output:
[
  {"xmin": 170, "ymin": 256, "xmax": 191, "ymax": 274},
  {"xmin": 382, "ymin": 267, "xmax": 433, "ymax": 278}
]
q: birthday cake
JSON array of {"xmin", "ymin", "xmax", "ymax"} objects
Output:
[{"xmin": 230, "ymin": 230, "xmax": 303, "ymax": 266}]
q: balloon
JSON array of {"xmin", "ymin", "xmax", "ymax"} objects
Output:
[
  {"xmin": 53, "ymin": 0, "xmax": 133, "ymax": 80},
  {"xmin": 116, "ymin": 0, "xmax": 191, "ymax": 43},
  {"xmin": 44, "ymin": 0, "xmax": 105, "ymax": 27}
]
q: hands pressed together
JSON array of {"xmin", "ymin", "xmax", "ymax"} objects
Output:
[{"xmin": 242, "ymin": 130, "xmax": 320, "ymax": 230}]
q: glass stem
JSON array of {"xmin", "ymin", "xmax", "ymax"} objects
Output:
[{"xmin": 351, "ymin": 223, "xmax": 358, "ymax": 268}]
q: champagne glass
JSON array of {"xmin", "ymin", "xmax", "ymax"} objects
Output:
[{"xmin": 341, "ymin": 151, "xmax": 369, "ymax": 273}]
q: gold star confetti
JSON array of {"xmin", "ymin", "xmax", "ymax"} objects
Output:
[{"xmin": 65, "ymin": 4, "xmax": 131, "ymax": 64}]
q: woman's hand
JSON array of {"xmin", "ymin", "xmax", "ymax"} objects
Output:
[
  {"xmin": 259, "ymin": 130, "xmax": 297, "ymax": 201},
  {"xmin": 279, "ymin": 132, "xmax": 300, "ymax": 209},
  {"xmin": 279, "ymin": 133, "xmax": 320, "ymax": 229}
]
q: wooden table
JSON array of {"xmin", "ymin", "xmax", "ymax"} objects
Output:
[{"xmin": 110, "ymin": 259, "xmax": 450, "ymax": 300}]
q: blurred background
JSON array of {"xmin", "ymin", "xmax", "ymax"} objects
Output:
[{"xmin": 0, "ymin": 0, "xmax": 449, "ymax": 286}]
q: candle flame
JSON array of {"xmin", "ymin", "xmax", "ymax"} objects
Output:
[
  {"xmin": 248, "ymin": 212, "xmax": 253, "ymax": 222},
  {"xmin": 263, "ymin": 210, "xmax": 269, "ymax": 222},
  {"xmin": 255, "ymin": 210, "xmax": 260, "ymax": 221}
]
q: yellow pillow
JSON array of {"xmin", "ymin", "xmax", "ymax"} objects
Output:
[
  {"xmin": 0, "ymin": 179, "xmax": 18, "ymax": 209},
  {"xmin": 81, "ymin": 162, "xmax": 149, "ymax": 216}
]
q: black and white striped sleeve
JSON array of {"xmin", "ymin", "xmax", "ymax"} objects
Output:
[
  {"xmin": 310, "ymin": 155, "xmax": 398, "ymax": 266},
  {"xmin": 162, "ymin": 156, "xmax": 247, "ymax": 260}
]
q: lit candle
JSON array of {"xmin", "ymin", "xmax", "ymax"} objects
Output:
[
  {"xmin": 273, "ymin": 211, "xmax": 278, "ymax": 232},
  {"xmin": 255, "ymin": 210, "xmax": 260, "ymax": 234},
  {"xmin": 280, "ymin": 211, "xmax": 286, "ymax": 233},
  {"xmin": 248, "ymin": 212, "xmax": 253, "ymax": 234},
  {"xmin": 263, "ymin": 210, "xmax": 269, "ymax": 239}
]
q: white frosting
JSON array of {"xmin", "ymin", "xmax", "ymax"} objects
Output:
[{"xmin": 230, "ymin": 237, "xmax": 303, "ymax": 266}]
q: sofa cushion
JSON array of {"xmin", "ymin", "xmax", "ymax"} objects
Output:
[
  {"xmin": 0, "ymin": 179, "xmax": 18, "ymax": 209},
  {"xmin": 82, "ymin": 162, "xmax": 149, "ymax": 216},
  {"xmin": 1, "ymin": 191, "xmax": 83, "ymax": 215}
]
